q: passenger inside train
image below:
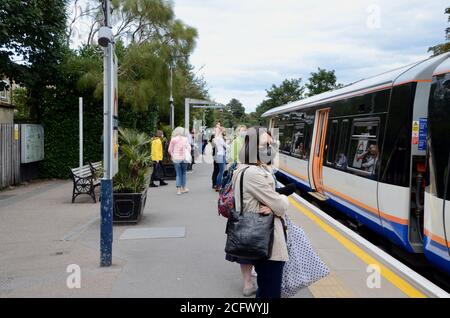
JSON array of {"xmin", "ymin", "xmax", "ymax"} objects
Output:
[{"xmin": 357, "ymin": 144, "xmax": 379, "ymax": 174}]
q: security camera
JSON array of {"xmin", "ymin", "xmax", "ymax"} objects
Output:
[{"xmin": 98, "ymin": 26, "xmax": 113, "ymax": 47}]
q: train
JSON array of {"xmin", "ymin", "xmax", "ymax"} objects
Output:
[{"xmin": 263, "ymin": 52, "xmax": 450, "ymax": 276}]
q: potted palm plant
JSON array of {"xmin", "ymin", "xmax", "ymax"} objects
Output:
[{"xmin": 113, "ymin": 127, "xmax": 152, "ymax": 223}]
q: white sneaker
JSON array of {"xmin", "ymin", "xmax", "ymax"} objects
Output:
[{"xmin": 243, "ymin": 284, "xmax": 257, "ymax": 297}]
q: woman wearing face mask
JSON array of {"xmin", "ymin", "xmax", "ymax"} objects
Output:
[{"xmin": 231, "ymin": 127, "xmax": 290, "ymax": 298}]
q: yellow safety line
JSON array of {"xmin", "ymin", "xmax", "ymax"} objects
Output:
[{"xmin": 289, "ymin": 197, "xmax": 427, "ymax": 298}]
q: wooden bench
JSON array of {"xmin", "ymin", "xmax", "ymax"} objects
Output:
[{"xmin": 69, "ymin": 161, "xmax": 102, "ymax": 203}]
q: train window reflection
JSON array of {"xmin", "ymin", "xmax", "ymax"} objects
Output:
[
  {"xmin": 348, "ymin": 120, "xmax": 379, "ymax": 176},
  {"xmin": 291, "ymin": 124, "xmax": 307, "ymax": 159},
  {"xmin": 279, "ymin": 124, "xmax": 294, "ymax": 154},
  {"xmin": 335, "ymin": 120, "xmax": 350, "ymax": 170}
]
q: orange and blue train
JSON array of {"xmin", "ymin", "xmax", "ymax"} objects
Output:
[{"xmin": 263, "ymin": 53, "xmax": 450, "ymax": 276}]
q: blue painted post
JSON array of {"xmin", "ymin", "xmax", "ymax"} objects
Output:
[
  {"xmin": 100, "ymin": 179, "xmax": 113, "ymax": 267},
  {"xmin": 99, "ymin": 0, "xmax": 116, "ymax": 268}
]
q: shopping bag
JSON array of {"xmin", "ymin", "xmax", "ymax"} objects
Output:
[{"xmin": 281, "ymin": 216, "xmax": 330, "ymax": 298}]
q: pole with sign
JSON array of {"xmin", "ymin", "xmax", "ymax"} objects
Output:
[
  {"xmin": 79, "ymin": 97, "xmax": 83, "ymax": 168},
  {"xmin": 99, "ymin": 0, "xmax": 118, "ymax": 267}
]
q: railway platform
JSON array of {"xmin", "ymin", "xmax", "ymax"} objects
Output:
[{"xmin": 0, "ymin": 163, "xmax": 448, "ymax": 298}]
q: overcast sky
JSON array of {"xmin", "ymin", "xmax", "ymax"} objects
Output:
[{"xmin": 173, "ymin": 0, "xmax": 449, "ymax": 112}]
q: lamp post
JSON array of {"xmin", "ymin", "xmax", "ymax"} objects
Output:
[
  {"xmin": 169, "ymin": 64, "xmax": 174, "ymax": 130},
  {"xmin": 98, "ymin": 0, "xmax": 118, "ymax": 267}
]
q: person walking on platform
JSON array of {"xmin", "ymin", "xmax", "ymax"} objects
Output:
[
  {"xmin": 231, "ymin": 127, "xmax": 290, "ymax": 298},
  {"xmin": 210, "ymin": 134, "xmax": 219, "ymax": 189},
  {"xmin": 168, "ymin": 127, "xmax": 191, "ymax": 195},
  {"xmin": 149, "ymin": 130, "xmax": 168, "ymax": 187},
  {"xmin": 214, "ymin": 127, "xmax": 227, "ymax": 192}
]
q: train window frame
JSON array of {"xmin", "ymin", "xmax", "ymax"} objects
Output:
[
  {"xmin": 334, "ymin": 119, "xmax": 350, "ymax": 170},
  {"xmin": 326, "ymin": 120, "xmax": 339, "ymax": 166},
  {"xmin": 347, "ymin": 117, "xmax": 380, "ymax": 177},
  {"xmin": 291, "ymin": 123, "xmax": 308, "ymax": 159}
]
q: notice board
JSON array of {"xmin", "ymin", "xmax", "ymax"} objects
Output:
[{"xmin": 21, "ymin": 124, "xmax": 44, "ymax": 163}]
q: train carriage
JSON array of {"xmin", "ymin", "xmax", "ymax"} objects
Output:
[{"xmin": 263, "ymin": 53, "xmax": 450, "ymax": 275}]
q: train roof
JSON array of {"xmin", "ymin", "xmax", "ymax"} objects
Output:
[
  {"xmin": 433, "ymin": 56, "xmax": 450, "ymax": 76},
  {"xmin": 262, "ymin": 53, "xmax": 450, "ymax": 118}
]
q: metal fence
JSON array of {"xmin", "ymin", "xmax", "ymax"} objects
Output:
[{"xmin": 0, "ymin": 124, "xmax": 21, "ymax": 188}]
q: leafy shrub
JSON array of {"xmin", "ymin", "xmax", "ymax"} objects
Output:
[{"xmin": 113, "ymin": 127, "xmax": 152, "ymax": 193}]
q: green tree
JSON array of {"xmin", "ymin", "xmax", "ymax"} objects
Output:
[
  {"xmin": 227, "ymin": 98, "xmax": 246, "ymax": 122},
  {"xmin": 204, "ymin": 108, "xmax": 215, "ymax": 127},
  {"xmin": 214, "ymin": 107, "xmax": 234, "ymax": 128},
  {"xmin": 253, "ymin": 78, "xmax": 305, "ymax": 124},
  {"xmin": 0, "ymin": 0, "xmax": 68, "ymax": 122},
  {"xmin": 428, "ymin": 7, "xmax": 450, "ymax": 56},
  {"xmin": 305, "ymin": 68, "xmax": 343, "ymax": 97},
  {"xmin": 12, "ymin": 87, "xmax": 29, "ymax": 122},
  {"xmin": 73, "ymin": 0, "xmax": 206, "ymax": 128}
]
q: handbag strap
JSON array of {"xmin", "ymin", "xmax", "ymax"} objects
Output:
[{"xmin": 239, "ymin": 166, "xmax": 250, "ymax": 214}]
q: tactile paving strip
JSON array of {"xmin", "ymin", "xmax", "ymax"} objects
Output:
[{"xmin": 308, "ymin": 272, "xmax": 356, "ymax": 298}]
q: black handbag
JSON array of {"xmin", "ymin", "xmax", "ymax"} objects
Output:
[
  {"xmin": 153, "ymin": 162, "xmax": 164, "ymax": 179},
  {"xmin": 225, "ymin": 167, "xmax": 275, "ymax": 260}
]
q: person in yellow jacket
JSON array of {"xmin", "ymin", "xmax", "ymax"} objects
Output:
[{"xmin": 150, "ymin": 130, "xmax": 168, "ymax": 187}]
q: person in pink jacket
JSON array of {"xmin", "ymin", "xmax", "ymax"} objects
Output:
[{"xmin": 168, "ymin": 127, "xmax": 191, "ymax": 195}]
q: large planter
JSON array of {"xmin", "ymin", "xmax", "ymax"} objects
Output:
[
  {"xmin": 113, "ymin": 188, "xmax": 148, "ymax": 224},
  {"xmin": 113, "ymin": 171, "xmax": 151, "ymax": 224}
]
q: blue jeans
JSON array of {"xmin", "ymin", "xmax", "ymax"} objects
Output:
[
  {"xmin": 174, "ymin": 162, "xmax": 188, "ymax": 188},
  {"xmin": 215, "ymin": 155, "xmax": 226, "ymax": 187},
  {"xmin": 254, "ymin": 260, "xmax": 285, "ymax": 298}
]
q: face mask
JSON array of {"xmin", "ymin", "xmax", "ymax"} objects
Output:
[
  {"xmin": 240, "ymin": 131, "xmax": 247, "ymax": 137},
  {"xmin": 258, "ymin": 144, "xmax": 274, "ymax": 165}
]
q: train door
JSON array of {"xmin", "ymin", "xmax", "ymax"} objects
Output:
[
  {"xmin": 445, "ymin": 158, "xmax": 450, "ymax": 256},
  {"xmin": 309, "ymin": 108, "xmax": 330, "ymax": 200},
  {"xmin": 427, "ymin": 68, "xmax": 450, "ymax": 272}
]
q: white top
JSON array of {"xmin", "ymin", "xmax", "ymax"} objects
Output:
[{"xmin": 214, "ymin": 136, "xmax": 226, "ymax": 157}]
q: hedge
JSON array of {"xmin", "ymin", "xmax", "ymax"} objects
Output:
[{"xmin": 39, "ymin": 88, "xmax": 159, "ymax": 179}]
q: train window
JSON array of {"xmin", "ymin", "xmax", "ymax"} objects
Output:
[
  {"xmin": 304, "ymin": 120, "xmax": 313, "ymax": 159},
  {"xmin": 380, "ymin": 83, "xmax": 416, "ymax": 187},
  {"xmin": 348, "ymin": 120, "xmax": 379, "ymax": 176},
  {"xmin": 335, "ymin": 119, "xmax": 350, "ymax": 169},
  {"xmin": 291, "ymin": 123, "xmax": 308, "ymax": 159},
  {"xmin": 326, "ymin": 120, "xmax": 339, "ymax": 166},
  {"xmin": 279, "ymin": 123, "xmax": 294, "ymax": 155}
]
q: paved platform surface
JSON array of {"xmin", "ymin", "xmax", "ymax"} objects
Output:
[{"xmin": 0, "ymin": 163, "xmax": 415, "ymax": 298}]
